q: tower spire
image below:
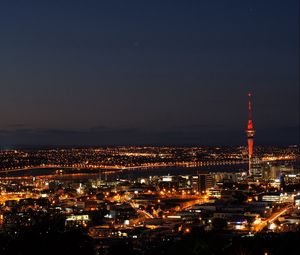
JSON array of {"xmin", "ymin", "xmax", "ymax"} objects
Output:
[{"xmin": 247, "ymin": 93, "xmax": 254, "ymax": 130}]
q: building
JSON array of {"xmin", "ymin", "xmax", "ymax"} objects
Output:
[
  {"xmin": 261, "ymin": 192, "xmax": 282, "ymax": 203},
  {"xmin": 250, "ymin": 158, "xmax": 262, "ymax": 179},
  {"xmin": 191, "ymin": 173, "xmax": 214, "ymax": 194},
  {"xmin": 262, "ymin": 165, "xmax": 295, "ymax": 180},
  {"xmin": 65, "ymin": 214, "xmax": 91, "ymax": 228},
  {"xmin": 158, "ymin": 176, "xmax": 179, "ymax": 190}
]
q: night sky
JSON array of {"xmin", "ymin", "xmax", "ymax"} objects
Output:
[{"xmin": 0, "ymin": 0, "xmax": 298, "ymax": 147}]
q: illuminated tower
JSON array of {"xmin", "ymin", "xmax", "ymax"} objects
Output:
[{"xmin": 246, "ymin": 93, "xmax": 255, "ymax": 175}]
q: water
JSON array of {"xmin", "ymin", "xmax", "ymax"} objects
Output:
[{"xmin": 0, "ymin": 164, "xmax": 247, "ymax": 181}]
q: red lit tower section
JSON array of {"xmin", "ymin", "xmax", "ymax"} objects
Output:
[{"xmin": 246, "ymin": 93, "xmax": 255, "ymax": 175}]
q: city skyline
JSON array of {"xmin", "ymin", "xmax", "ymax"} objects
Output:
[
  {"xmin": 0, "ymin": 0, "xmax": 299, "ymax": 147},
  {"xmin": 0, "ymin": 2, "xmax": 299, "ymax": 254}
]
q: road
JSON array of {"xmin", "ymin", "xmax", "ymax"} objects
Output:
[{"xmin": 252, "ymin": 204, "xmax": 293, "ymax": 232}]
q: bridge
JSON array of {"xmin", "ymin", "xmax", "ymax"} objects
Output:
[{"xmin": 0, "ymin": 160, "xmax": 247, "ymax": 175}]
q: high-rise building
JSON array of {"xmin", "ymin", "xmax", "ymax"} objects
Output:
[
  {"xmin": 191, "ymin": 173, "xmax": 214, "ymax": 194},
  {"xmin": 251, "ymin": 157, "xmax": 262, "ymax": 180}
]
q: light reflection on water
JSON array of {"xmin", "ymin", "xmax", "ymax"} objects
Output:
[{"xmin": 0, "ymin": 164, "xmax": 247, "ymax": 181}]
